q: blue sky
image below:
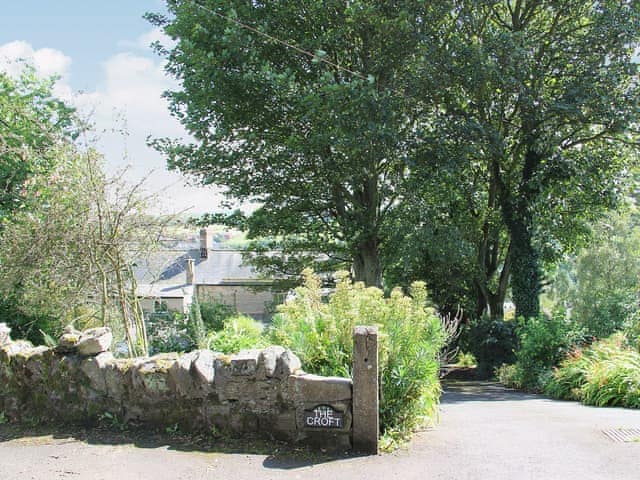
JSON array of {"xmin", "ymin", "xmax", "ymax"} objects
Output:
[
  {"xmin": 1, "ymin": 1, "xmax": 164, "ymax": 90},
  {"xmin": 0, "ymin": 1, "xmax": 222, "ymax": 215}
]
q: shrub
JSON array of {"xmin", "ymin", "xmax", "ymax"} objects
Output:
[
  {"xmin": 147, "ymin": 311, "xmax": 193, "ymax": 355},
  {"xmin": 496, "ymin": 363, "xmax": 521, "ymax": 389},
  {"xmin": 199, "ymin": 299, "xmax": 236, "ymax": 332},
  {"xmin": 206, "ymin": 315, "xmax": 267, "ymax": 354},
  {"xmin": 458, "ymin": 315, "xmax": 518, "ymax": 378},
  {"xmin": 545, "ymin": 333, "xmax": 640, "ymax": 408},
  {"xmin": 455, "ymin": 351, "xmax": 477, "ymax": 368},
  {"xmin": 512, "ymin": 314, "xmax": 586, "ymax": 391},
  {"xmin": 187, "ymin": 297, "xmax": 207, "ymax": 349},
  {"xmin": 624, "ymin": 310, "xmax": 640, "ymax": 350},
  {"xmin": 269, "ymin": 269, "xmax": 444, "ymax": 443}
]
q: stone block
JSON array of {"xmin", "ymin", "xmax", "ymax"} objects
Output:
[
  {"xmin": 275, "ymin": 350, "xmax": 302, "ymax": 378},
  {"xmin": 81, "ymin": 352, "xmax": 114, "ymax": 393},
  {"xmin": 229, "ymin": 412, "xmax": 258, "ymax": 433},
  {"xmin": 104, "ymin": 358, "xmax": 134, "ymax": 402},
  {"xmin": 297, "ymin": 431, "xmax": 352, "ymax": 452},
  {"xmin": 77, "ymin": 327, "xmax": 113, "ymax": 356},
  {"xmin": 56, "ymin": 325, "xmax": 82, "ymax": 353},
  {"xmin": 192, "ymin": 349, "xmax": 215, "ymax": 384},
  {"xmin": 23, "ymin": 347, "xmax": 53, "ymax": 388},
  {"xmin": 0, "ymin": 323, "xmax": 11, "ymax": 346},
  {"xmin": 131, "ymin": 354, "xmax": 178, "ymax": 397},
  {"xmin": 169, "ymin": 350, "xmax": 197, "ymax": 396},
  {"xmin": 230, "ymin": 349, "xmax": 260, "ymax": 376},
  {"xmin": 0, "ymin": 340, "xmax": 34, "ymax": 364},
  {"xmin": 289, "ymin": 374, "xmax": 352, "ymax": 403},
  {"xmin": 258, "ymin": 411, "xmax": 297, "ymax": 441},
  {"xmin": 258, "ymin": 346, "xmax": 285, "ymax": 377},
  {"xmin": 169, "ymin": 350, "xmax": 215, "ymax": 398},
  {"xmin": 352, "ymin": 325, "xmax": 379, "ymax": 454}
]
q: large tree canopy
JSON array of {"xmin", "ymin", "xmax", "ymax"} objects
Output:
[
  {"xmin": 412, "ymin": 0, "xmax": 639, "ymax": 319},
  {"xmin": 151, "ymin": 0, "xmax": 638, "ymax": 318},
  {"xmin": 148, "ymin": 0, "xmax": 452, "ymax": 287}
]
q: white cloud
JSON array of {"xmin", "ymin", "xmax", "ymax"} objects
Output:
[
  {"xmin": 118, "ymin": 27, "xmax": 176, "ymax": 52},
  {"xmin": 0, "ymin": 41, "xmax": 71, "ymax": 80},
  {"xmin": 0, "ymin": 35, "xmax": 225, "ymax": 216},
  {"xmin": 71, "ymin": 50, "xmax": 224, "ymax": 216}
]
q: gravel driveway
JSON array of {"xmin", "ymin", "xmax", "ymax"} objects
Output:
[{"xmin": 2, "ymin": 381, "xmax": 639, "ymax": 479}]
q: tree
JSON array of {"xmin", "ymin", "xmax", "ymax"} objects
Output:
[
  {"xmin": 424, "ymin": 0, "xmax": 639, "ymax": 319},
  {"xmin": 0, "ymin": 143, "xmax": 165, "ymax": 354},
  {"xmin": 548, "ymin": 202, "xmax": 640, "ymax": 338},
  {"xmin": 148, "ymin": 0, "xmax": 452, "ymax": 287},
  {"xmin": 0, "ymin": 69, "xmax": 76, "ymax": 223}
]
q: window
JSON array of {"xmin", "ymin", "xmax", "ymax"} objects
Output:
[{"xmin": 154, "ymin": 300, "xmax": 168, "ymax": 313}]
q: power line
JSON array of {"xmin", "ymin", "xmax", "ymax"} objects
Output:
[{"xmin": 189, "ymin": 0, "xmax": 371, "ymax": 82}]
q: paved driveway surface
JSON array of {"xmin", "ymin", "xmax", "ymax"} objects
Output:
[{"xmin": 1, "ymin": 381, "xmax": 639, "ymax": 480}]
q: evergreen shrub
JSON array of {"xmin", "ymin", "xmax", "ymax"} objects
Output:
[
  {"xmin": 269, "ymin": 269, "xmax": 445, "ymax": 443},
  {"xmin": 459, "ymin": 315, "xmax": 518, "ymax": 378}
]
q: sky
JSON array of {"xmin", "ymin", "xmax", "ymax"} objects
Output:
[{"xmin": 0, "ymin": 0, "xmax": 224, "ymax": 216}]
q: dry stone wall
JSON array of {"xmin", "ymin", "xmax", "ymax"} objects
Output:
[{"xmin": 0, "ymin": 324, "xmax": 352, "ymax": 450}]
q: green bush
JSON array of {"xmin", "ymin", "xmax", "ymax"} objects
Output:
[
  {"xmin": 512, "ymin": 314, "xmax": 586, "ymax": 391},
  {"xmin": 199, "ymin": 299, "xmax": 236, "ymax": 332},
  {"xmin": 545, "ymin": 333, "xmax": 640, "ymax": 408},
  {"xmin": 269, "ymin": 269, "xmax": 445, "ymax": 443},
  {"xmin": 206, "ymin": 315, "xmax": 267, "ymax": 354},
  {"xmin": 147, "ymin": 311, "xmax": 193, "ymax": 355},
  {"xmin": 459, "ymin": 315, "xmax": 518, "ymax": 378},
  {"xmin": 455, "ymin": 351, "xmax": 477, "ymax": 367},
  {"xmin": 495, "ymin": 363, "xmax": 521, "ymax": 389},
  {"xmin": 187, "ymin": 297, "xmax": 207, "ymax": 349},
  {"xmin": 624, "ymin": 310, "xmax": 640, "ymax": 350}
]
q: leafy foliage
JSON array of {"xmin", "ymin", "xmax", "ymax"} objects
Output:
[
  {"xmin": 414, "ymin": 0, "xmax": 640, "ymax": 318},
  {"xmin": 555, "ymin": 209, "xmax": 640, "ymax": 339},
  {"xmin": 269, "ymin": 269, "xmax": 444, "ymax": 440},
  {"xmin": 147, "ymin": 311, "xmax": 193, "ymax": 355},
  {"xmin": 187, "ymin": 296, "xmax": 207, "ymax": 350},
  {"xmin": 198, "ymin": 298, "xmax": 236, "ymax": 332},
  {"xmin": 459, "ymin": 316, "xmax": 518, "ymax": 378},
  {"xmin": 0, "ymin": 69, "xmax": 77, "ymax": 222},
  {"xmin": 499, "ymin": 314, "xmax": 588, "ymax": 390},
  {"xmin": 206, "ymin": 315, "xmax": 267, "ymax": 354},
  {"xmin": 148, "ymin": 1, "xmax": 456, "ymax": 287},
  {"xmin": 545, "ymin": 334, "xmax": 640, "ymax": 408}
]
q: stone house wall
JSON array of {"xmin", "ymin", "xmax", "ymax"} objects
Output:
[
  {"xmin": 197, "ymin": 285, "xmax": 280, "ymax": 320},
  {"xmin": 0, "ymin": 324, "xmax": 353, "ymax": 451}
]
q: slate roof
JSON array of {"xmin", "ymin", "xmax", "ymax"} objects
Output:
[{"xmin": 134, "ymin": 248, "xmax": 267, "ymax": 292}]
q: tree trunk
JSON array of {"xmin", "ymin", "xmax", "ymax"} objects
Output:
[
  {"xmin": 487, "ymin": 293, "xmax": 505, "ymax": 319},
  {"xmin": 498, "ymin": 146, "xmax": 542, "ymax": 320},
  {"xmin": 352, "ymin": 237, "xmax": 383, "ymax": 288},
  {"xmin": 508, "ymin": 215, "xmax": 540, "ymax": 320}
]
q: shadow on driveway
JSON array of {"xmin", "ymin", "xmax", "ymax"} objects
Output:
[
  {"xmin": 442, "ymin": 380, "xmax": 544, "ymax": 404},
  {"xmin": 0, "ymin": 421, "xmax": 350, "ymax": 470}
]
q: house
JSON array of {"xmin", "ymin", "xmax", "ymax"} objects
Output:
[{"xmin": 135, "ymin": 228, "xmax": 280, "ymax": 320}]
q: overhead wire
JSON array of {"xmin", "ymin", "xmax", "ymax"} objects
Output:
[{"xmin": 188, "ymin": 0, "xmax": 371, "ymax": 82}]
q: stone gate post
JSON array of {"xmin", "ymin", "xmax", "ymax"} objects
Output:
[{"xmin": 352, "ymin": 325, "xmax": 379, "ymax": 454}]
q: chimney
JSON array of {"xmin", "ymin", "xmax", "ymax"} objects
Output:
[
  {"xmin": 199, "ymin": 228, "xmax": 210, "ymax": 259},
  {"xmin": 186, "ymin": 258, "xmax": 195, "ymax": 285}
]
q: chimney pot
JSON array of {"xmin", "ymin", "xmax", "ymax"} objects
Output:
[{"xmin": 199, "ymin": 228, "xmax": 210, "ymax": 259}]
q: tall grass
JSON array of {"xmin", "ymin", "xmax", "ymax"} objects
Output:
[{"xmin": 545, "ymin": 333, "xmax": 640, "ymax": 408}]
